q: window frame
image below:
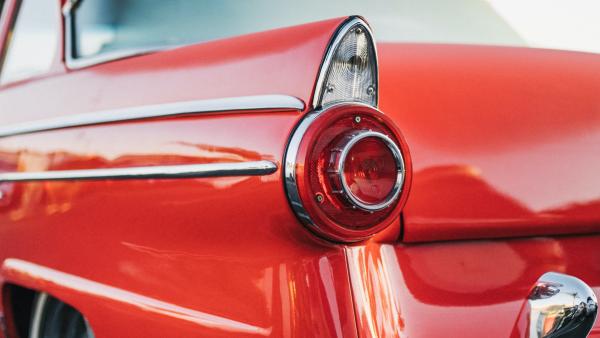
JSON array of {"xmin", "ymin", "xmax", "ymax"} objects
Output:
[{"xmin": 63, "ymin": 0, "xmax": 167, "ymax": 70}]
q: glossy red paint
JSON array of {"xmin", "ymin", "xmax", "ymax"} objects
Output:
[
  {"xmin": 0, "ymin": 8, "xmax": 598, "ymax": 338},
  {"xmin": 346, "ymin": 235, "xmax": 600, "ymax": 338},
  {"xmin": 0, "ymin": 17, "xmax": 346, "ymax": 122},
  {"xmin": 378, "ymin": 43, "xmax": 600, "ymax": 242},
  {"xmin": 0, "ymin": 18, "xmax": 364, "ymax": 337},
  {"xmin": 0, "ymin": 112, "xmax": 360, "ymax": 337}
]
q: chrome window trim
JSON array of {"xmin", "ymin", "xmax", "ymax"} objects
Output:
[
  {"xmin": 311, "ymin": 16, "xmax": 378, "ymax": 110},
  {"xmin": 62, "ymin": 0, "xmax": 76, "ymax": 68},
  {"xmin": 0, "ymin": 94, "xmax": 304, "ymax": 138},
  {"xmin": 65, "ymin": 45, "xmax": 172, "ymax": 70},
  {"xmin": 0, "ymin": 160, "xmax": 277, "ymax": 182},
  {"xmin": 62, "ymin": 0, "xmax": 174, "ymax": 69}
]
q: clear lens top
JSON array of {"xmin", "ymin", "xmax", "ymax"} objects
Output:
[{"xmin": 318, "ymin": 21, "xmax": 378, "ymax": 108}]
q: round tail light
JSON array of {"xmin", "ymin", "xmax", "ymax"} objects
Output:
[{"xmin": 285, "ymin": 104, "xmax": 411, "ymax": 242}]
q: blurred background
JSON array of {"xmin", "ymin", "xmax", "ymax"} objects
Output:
[
  {"xmin": 2, "ymin": 0, "xmax": 599, "ymax": 84},
  {"xmin": 69, "ymin": 0, "xmax": 600, "ymax": 56}
]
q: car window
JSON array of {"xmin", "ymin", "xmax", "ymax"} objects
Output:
[
  {"xmin": 0, "ymin": 0, "xmax": 59, "ymax": 85},
  {"xmin": 70, "ymin": 0, "xmax": 600, "ymax": 64}
]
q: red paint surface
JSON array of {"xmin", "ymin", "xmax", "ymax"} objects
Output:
[
  {"xmin": 0, "ymin": 17, "xmax": 345, "ymax": 121},
  {"xmin": 378, "ymin": 43, "xmax": 600, "ymax": 242},
  {"xmin": 0, "ymin": 18, "xmax": 362, "ymax": 338},
  {"xmin": 0, "ymin": 113, "xmax": 360, "ymax": 337},
  {"xmin": 0, "ymin": 10, "xmax": 598, "ymax": 337},
  {"xmin": 346, "ymin": 235, "xmax": 600, "ymax": 338},
  {"xmin": 0, "ymin": 117, "xmax": 355, "ymax": 337}
]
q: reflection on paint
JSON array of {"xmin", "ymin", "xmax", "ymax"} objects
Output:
[
  {"xmin": 2, "ymin": 259, "xmax": 272, "ymax": 336},
  {"xmin": 346, "ymin": 244, "xmax": 405, "ymax": 338}
]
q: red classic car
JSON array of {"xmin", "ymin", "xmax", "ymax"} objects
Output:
[{"xmin": 0, "ymin": 0, "xmax": 599, "ymax": 337}]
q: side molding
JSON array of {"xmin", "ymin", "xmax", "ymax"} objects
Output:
[
  {"xmin": 0, "ymin": 161, "xmax": 278, "ymax": 182},
  {"xmin": 0, "ymin": 95, "xmax": 304, "ymax": 138}
]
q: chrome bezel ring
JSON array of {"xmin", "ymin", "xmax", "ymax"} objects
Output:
[{"xmin": 334, "ymin": 130, "xmax": 405, "ymax": 211}]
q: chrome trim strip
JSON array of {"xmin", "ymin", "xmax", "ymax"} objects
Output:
[
  {"xmin": 312, "ymin": 17, "xmax": 379, "ymax": 110},
  {"xmin": 0, "ymin": 95, "xmax": 304, "ymax": 138},
  {"xmin": 64, "ymin": 0, "xmax": 155, "ymax": 69},
  {"xmin": 0, "ymin": 161, "xmax": 277, "ymax": 182}
]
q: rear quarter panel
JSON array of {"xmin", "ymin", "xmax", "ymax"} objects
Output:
[
  {"xmin": 0, "ymin": 18, "xmax": 360, "ymax": 338},
  {"xmin": 346, "ymin": 235, "xmax": 600, "ymax": 337},
  {"xmin": 378, "ymin": 43, "xmax": 600, "ymax": 242}
]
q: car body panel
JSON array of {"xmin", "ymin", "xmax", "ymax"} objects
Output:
[
  {"xmin": 378, "ymin": 43, "xmax": 600, "ymax": 242},
  {"xmin": 346, "ymin": 235, "xmax": 600, "ymax": 337},
  {"xmin": 0, "ymin": 5, "xmax": 598, "ymax": 337},
  {"xmin": 0, "ymin": 17, "xmax": 346, "ymax": 123},
  {"xmin": 0, "ymin": 18, "xmax": 363, "ymax": 338},
  {"xmin": 0, "ymin": 111, "xmax": 359, "ymax": 338}
]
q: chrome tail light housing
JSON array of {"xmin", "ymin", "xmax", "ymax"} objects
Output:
[
  {"xmin": 284, "ymin": 104, "xmax": 411, "ymax": 242},
  {"xmin": 285, "ymin": 17, "xmax": 411, "ymax": 242}
]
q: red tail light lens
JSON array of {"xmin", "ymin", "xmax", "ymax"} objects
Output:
[
  {"xmin": 343, "ymin": 136, "xmax": 396, "ymax": 204},
  {"xmin": 285, "ymin": 104, "xmax": 411, "ymax": 242},
  {"xmin": 336, "ymin": 131, "xmax": 402, "ymax": 210}
]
